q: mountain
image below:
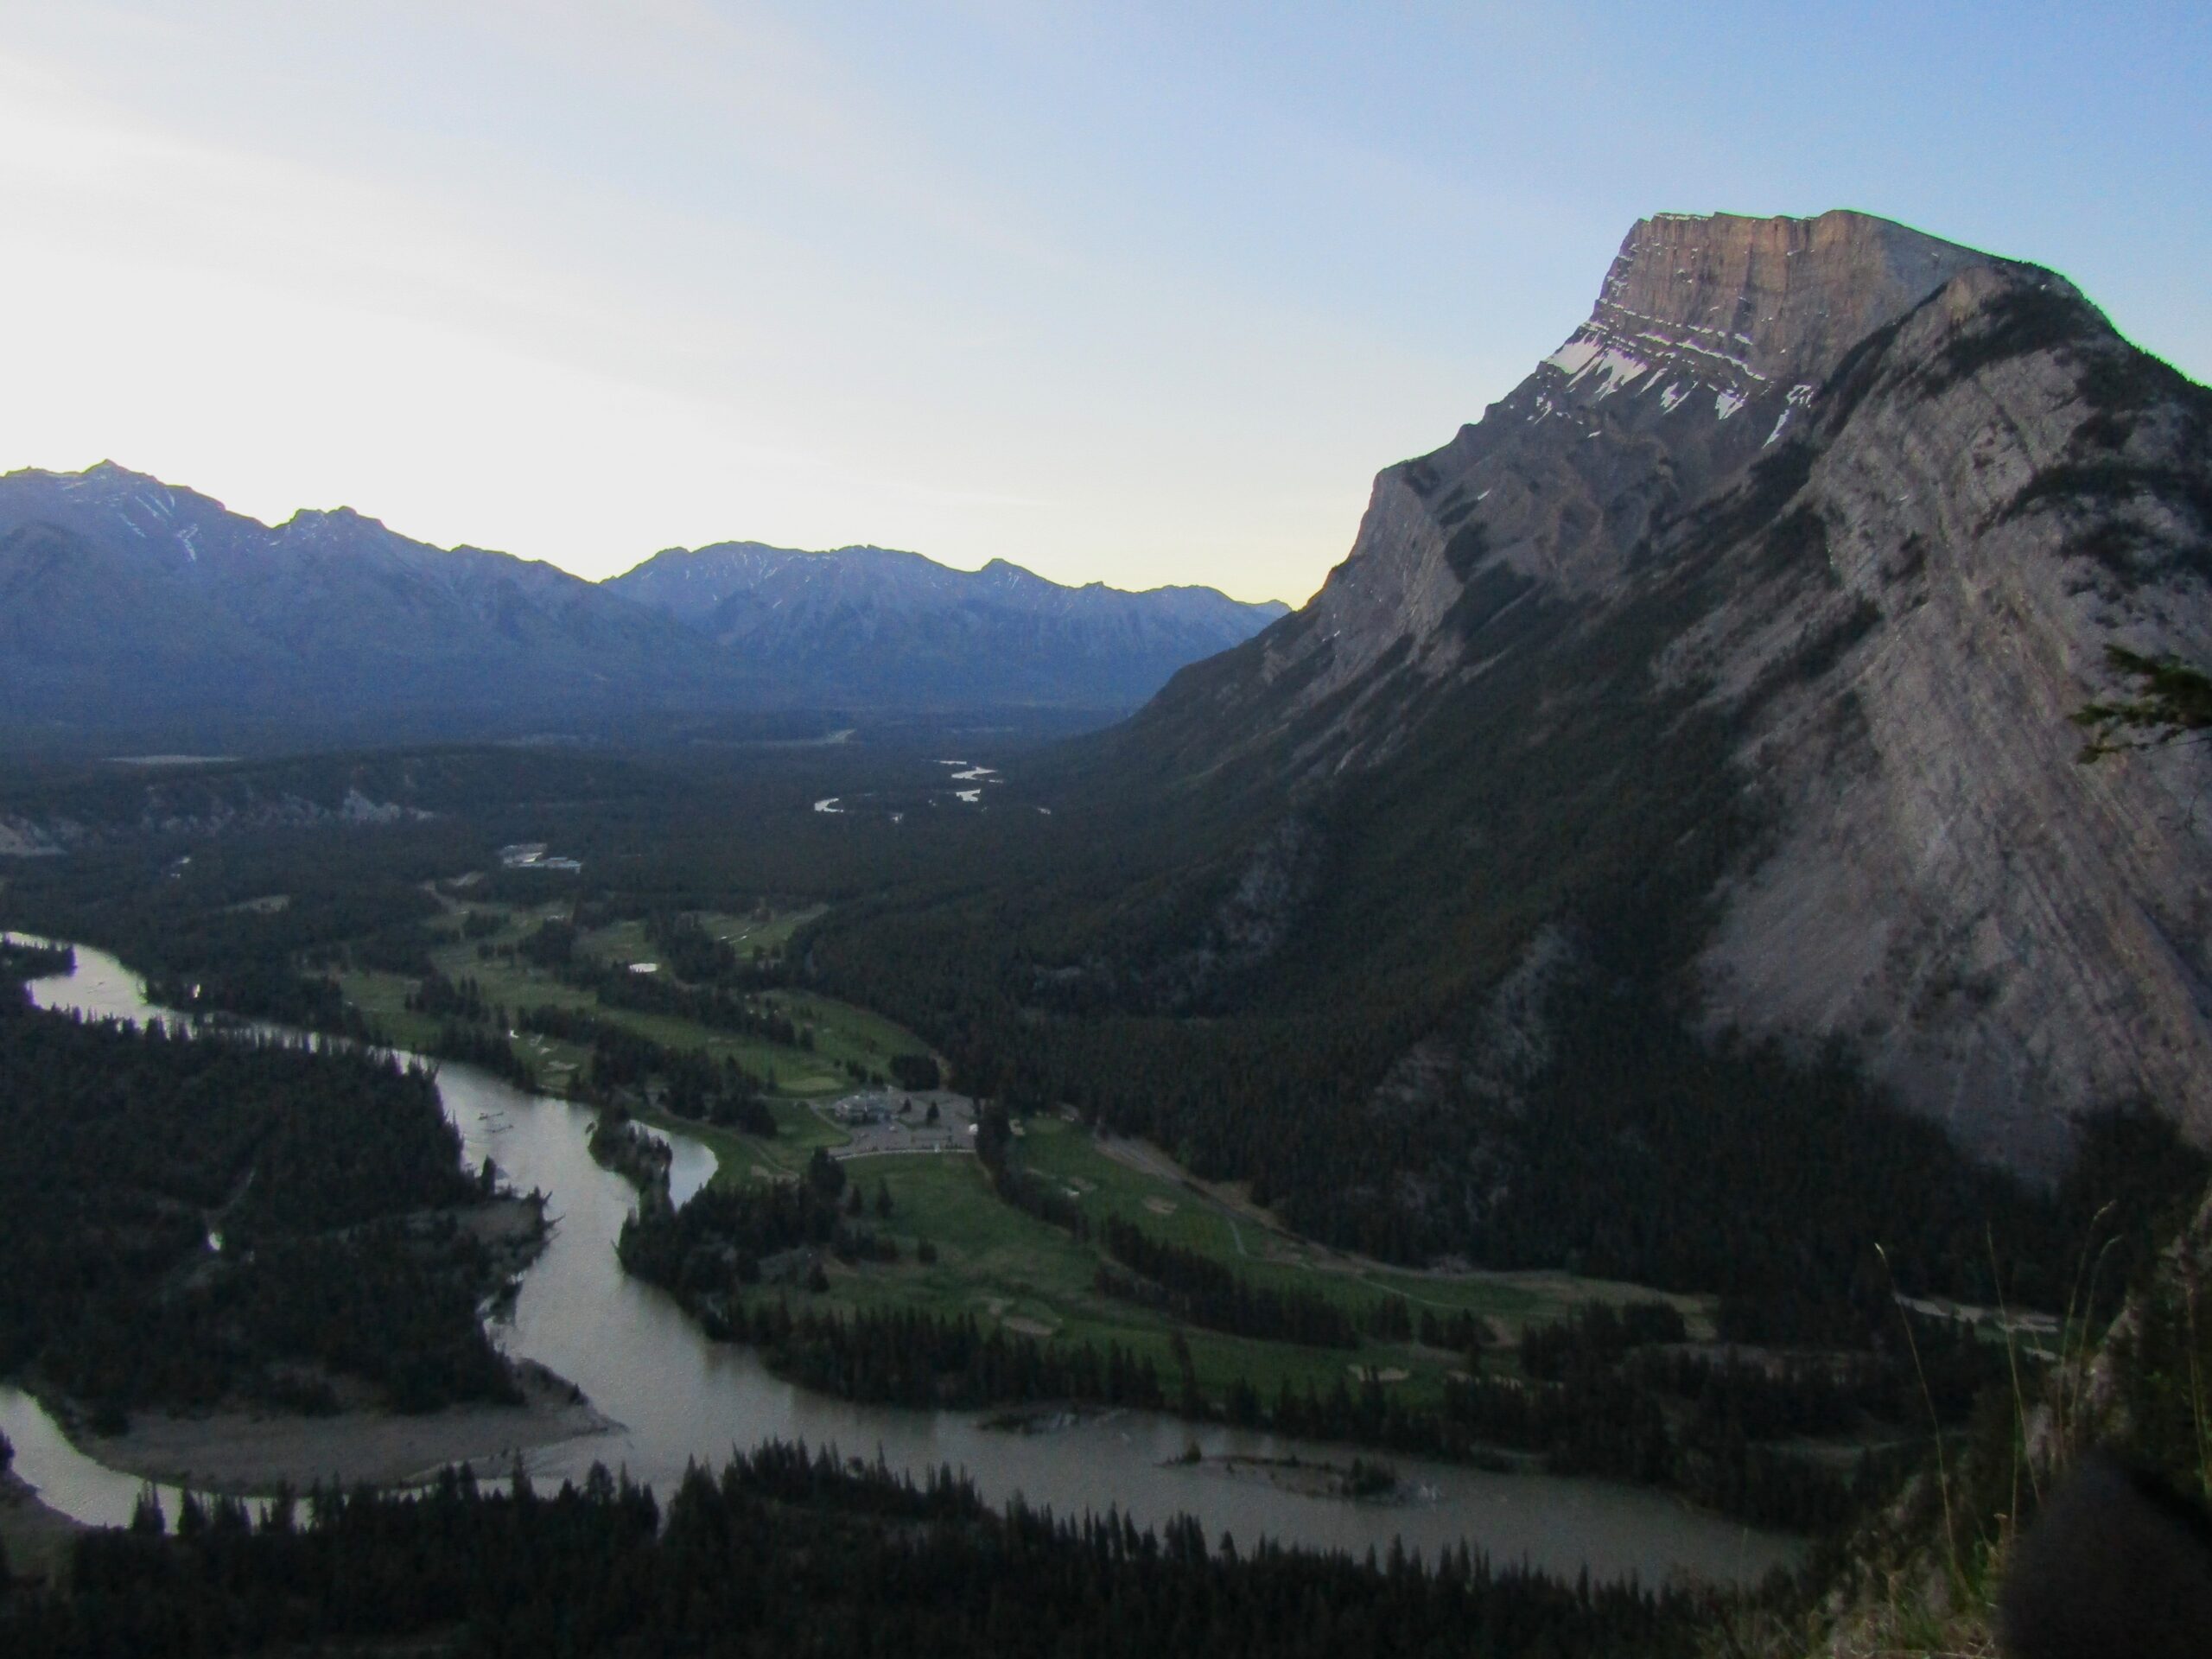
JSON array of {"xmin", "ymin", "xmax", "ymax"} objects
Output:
[
  {"xmin": 807, "ymin": 209, "xmax": 2212, "ymax": 1276},
  {"xmin": 0, "ymin": 463, "xmax": 741, "ymax": 740},
  {"xmin": 0, "ymin": 464, "xmax": 1282, "ymax": 745},
  {"xmin": 1149, "ymin": 208, "xmax": 2212, "ymax": 1174},
  {"xmin": 608, "ymin": 541, "xmax": 1287, "ymax": 709}
]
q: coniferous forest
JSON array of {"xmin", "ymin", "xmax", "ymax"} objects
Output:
[
  {"xmin": 0, "ymin": 1443, "xmax": 1706, "ymax": 1659},
  {"xmin": 0, "ymin": 972, "xmax": 522, "ymax": 1424}
]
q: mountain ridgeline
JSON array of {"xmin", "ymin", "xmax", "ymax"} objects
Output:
[
  {"xmin": 806, "ymin": 211, "xmax": 2212, "ymax": 1317},
  {"xmin": 609, "ymin": 542, "xmax": 1285, "ymax": 709},
  {"xmin": 0, "ymin": 466, "xmax": 1285, "ymax": 747}
]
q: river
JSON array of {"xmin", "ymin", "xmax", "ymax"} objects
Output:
[{"xmin": 0, "ymin": 940, "xmax": 1798, "ymax": 1583}]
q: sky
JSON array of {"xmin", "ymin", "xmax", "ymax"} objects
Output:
[{"xmin": 1, "ymin": 3, "xmax": 2205, "ymax": 606}]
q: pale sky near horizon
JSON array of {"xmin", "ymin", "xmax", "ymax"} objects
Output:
[{"xmin": 2, "ymin": 3, "xmax": 2204, "ymax": 607}]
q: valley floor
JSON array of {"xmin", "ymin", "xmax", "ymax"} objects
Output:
[
  {"xmin": 0, "ymin": 882, "xmax": 1941, "ymax": 1536},
  {"xmin": 307, "ymin": 889, "xmax": 1915, "ymax": 1534}
]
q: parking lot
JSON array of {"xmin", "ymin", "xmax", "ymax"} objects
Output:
[{"xmin": 815, "ymin": 1088, "xmax": 979, "ymax": 1159}]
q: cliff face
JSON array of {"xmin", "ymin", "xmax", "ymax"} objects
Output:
[
  {"xmin": 1217, "ymin": 213, "xmax": 2048, "ymax": 728},
  {"xmin": 1689, "ymin": 265, "xmax": 2212, "ymax": 1170},
  {"xmin": 1126, "ymin": 209, "xmax": 2212, "ymax": 1172}
]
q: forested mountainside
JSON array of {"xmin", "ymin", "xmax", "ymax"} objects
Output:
[
  {"xmin": 0, "ymin": 464, "xmax": 1281, "ymax": 749},
  {"xmin": 804, "ymin": 210, "xmax": 2212, "ymax": 1303}
]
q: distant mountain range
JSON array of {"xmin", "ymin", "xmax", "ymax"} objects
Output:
[
  {"xmin": 610, "ymin": 541, "xmax": 1285, "ymax": 709},
  {"xmin": 0, "ymin": 463, "xmax": 1286, "ymax": 745}
]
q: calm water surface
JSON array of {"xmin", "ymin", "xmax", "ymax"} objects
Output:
[{"xmin": 0, "ymin": 939, "xmax": 1798, "ymax": 1583}]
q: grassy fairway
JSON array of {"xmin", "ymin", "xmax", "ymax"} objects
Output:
[
  {"xmin": 696, "ymin": 906, "xmax": 823, "ymax": 955},
  {"xmin": 337, "ymin": 896, "xmax": 1708, "ymax": 1419},
  {"xmin": 756, "ymin": 988, "xmax": 924, "ymax": 1081},
  {"xmin": 1016, "ymin": 1116, "xmax": 1710, "ymax": 1341},
  {"xmin": 757, "ymin": 1148, "xmax": 1405, "ymax": 1413},
  {"xmin": 340, "ymin": 899, "xmax": 923, "ymax": 1101},
  {"xmin": 699, "ymin": 1112, "xmax": 1715, "ymax": 1418}
]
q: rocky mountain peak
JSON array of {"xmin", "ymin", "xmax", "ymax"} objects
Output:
[
  {"xmin": 1236, "ymin": 212, "xmax": 2088, "ymax": 742},
  {"xmin": 1558, "ymin": 210, "xmax": 2025, "ymax": 403},
  {"xmin": 281, "ymin": 505, "xmax": 390, "ymax": 537},
  {"xmin": 79, "ymin": 459, "xmax": 164, "ymax": 487}
]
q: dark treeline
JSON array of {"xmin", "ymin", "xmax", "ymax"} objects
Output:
[
  {"xmin": 587, "ymin": 1116, "xmax": 675, "ymax": 1193},
  {"xmin": 515, "ymin": 1003, "xmax": 773, "ymax": 1132},
  {"xmin": 577, "ymin": 960, "xmax": 811, "ymax": 1051},
  {"xmin": 1096, "ymin": 1214, "xmax": 1361, "ymax": 1350},
  {"xmin": 890, "ymin": 1051, "xmax": 942, "ymax": 1090},
  {"xmin": 715, "ymin": 1300, "xmax": 1172, "ymax": 1413},
  {"xmin": 512, "ymin": 916, "xmax": 810, "ymax": 1049},
  {"xmin": 1518, "ymin": 1301, "xmax": 1688, "ymax": 1380},
  {"xmin": 1433, "ymin": 1365, "xmax": 1889, "ymax": 1535},
  {"xmin": 146, "ymin": 966, "xmax": 381, "ymax": 1041},
  {"xmin": 0, "ymin": 939, "xmax": 72, "ymax": 980},
  {"xmin": 988, "ymin": 1157, "xmax": 1092, "ymax": 1234},
  {"xmin": 614, "ymin": 1153, "xmax": 885, "ymax": 1285},
  {"xmin": 1185, "ymin": 1297, "xmax": 1909, "ymax": 1534},
  {"xmin": 642, "ymin": 908, "xmax": 792, "ymax": 987},
  {"xmin": 1636, "ymin": 1350, "xmax": 1878, "ymax": 1443},
  {"xmin": 0, "ymin": 988, "xmax": 518, "ymax": 1425},
  {"xmin": 615, "ymin": 1163, "xmax": 1176, "ymax": 1411},
  {"xmin": 1415, "ymin": 1306, "xmax": 1492, "ymax": 1356},
  {"xmin": 404, "ymin": 967, "xmax": 535, "ymax": 1086},
  {"xmin": 976, "ymin": 1132, "xmax": 1361, "ymax": 1349},
  {"xmin": 407, "ymin": 968, "xmax": 493, "ymax": 1022},
  {"xmin": 656, "ymin": 1046, "xmax": 776, "ymax": 1133},
  {"xmin": 427, "ymin": 1018, "xmax": 537, "ymax": 1089},
  {"xmin": 0, "ymin": 1442, "xmax": 1706, "ymax": 1659},
  {"xmin": 1197, "ymin": 1338, "xmax": 1874, "ymax": 1535},
  {"xmin": 512, "ymin": 905, "xmax": 796, "ymax": 989}
]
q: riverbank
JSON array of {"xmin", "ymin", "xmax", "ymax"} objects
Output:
[{"xmin": 65, "ymin": 1359, "xmax": 613, "ymax": 1497}]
